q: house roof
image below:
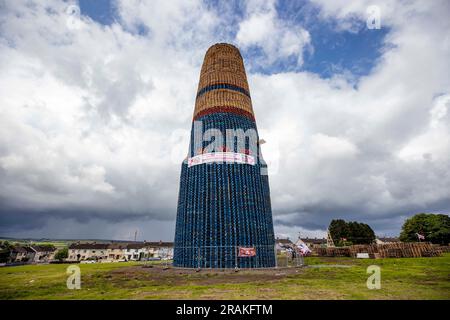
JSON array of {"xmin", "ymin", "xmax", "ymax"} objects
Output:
[
  {"xmin": 12, "ymin": 246, "xmax": 35, "ymax": 253},
  {"xmin": 276, "ymin": 238, "xmax": 293, "ymax": 245},
  {"xmin": 301, "ymin": 238, "xmax": 327, "ymax": 244},
  {"xmin": 31, "ymin": 245, "xmax": 57, "ymax": 252},
  {"xmin": 12, "ymin": 246, "xmax": 27, "ymax": 253},
  {"xmin": 377, "ymin": 237, "xmax": 400, "ymax": 243},
  {"xmin": 11, "ymin": 246, "xmax": 26, "ymax": 253},
  {"xmin": 69, "ymin": 243, "xmax": 109, "ymax": 250},
  {"xmin": 108, "ymin": 243, "xmax": 127, "ymax": 249},
  {"xmin": 145, "ymin": 241, "xmax": 174, "ymax": 248},
  {"xmin": 122, "ymin": 241, "xmax": 174, "ymax": 249},
  {"xmin": 68, "ymin": 241, "xmax": 174, "ymax": 250},
  {"xmin": 126, "ymin": 243, "xmax": 146, "ymax": 249},
  {"xmin": 25, "ymin": 246, "xmax": 36, "ymax": 253}
]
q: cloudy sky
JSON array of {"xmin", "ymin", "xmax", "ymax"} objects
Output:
[{"xmin": 0, "ymin": 0, "xmax": 449, "ymax": 241}]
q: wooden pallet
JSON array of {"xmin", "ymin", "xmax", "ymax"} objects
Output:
[
  {"xmin": 315, "ymin": 242, "xmax": 444, "ymax": 258},
  {"xmin": 316, "ymin": 247, "xmax": 350, "ymax": 257}
]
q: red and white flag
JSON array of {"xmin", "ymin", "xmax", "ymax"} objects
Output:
[
  {"xmin": 297, "ymin": 243, "xmax": 311, "ymax": 256},
  {"xmin": 238, "ymin": 247, "xmax": 256, "ymax": 257}
]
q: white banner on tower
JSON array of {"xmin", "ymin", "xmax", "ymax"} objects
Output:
[{"xmin": 188, "ymin": 152, "xmax": 255, "ymax": 167}]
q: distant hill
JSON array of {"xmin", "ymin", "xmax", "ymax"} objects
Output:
[{"xmin": 1, "ymin": 237, "xmax": 122, "ymax": 250}]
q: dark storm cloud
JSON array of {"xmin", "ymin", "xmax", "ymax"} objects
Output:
[
  {"xmin": 0, "ymin": 205, "xmax": 158, "ymax": 233},
  {"xmin": 273, "ymin": 199, "xmax": 450, "ymax": 233}
]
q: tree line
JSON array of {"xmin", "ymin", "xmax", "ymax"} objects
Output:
[{"xmin": 328, "ymin": 213, "xmax": 449, "ymax": 246}]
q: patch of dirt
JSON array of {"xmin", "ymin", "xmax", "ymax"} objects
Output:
[{"xmin": 105, "ymin": 265, "xmax": 307, "ymax": 287}]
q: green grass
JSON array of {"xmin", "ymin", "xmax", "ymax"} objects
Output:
[{"xmin": 1, "ymin": 255, "xmax": 449, "ymax": 300}]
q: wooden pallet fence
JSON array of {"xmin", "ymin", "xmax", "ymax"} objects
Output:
[
  {"xmin": 316, "ymin": 247, "xmax": 351, "ymax": 257},
  {"xmin": 315, "ymin": 242, "xmax": 443, "ymax": 258},
  {"xmin": 434, "ymin": 245, "xmax": 450, "ymax": 253}
]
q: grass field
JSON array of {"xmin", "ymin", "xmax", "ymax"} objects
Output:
[
  {"xmin": 0, "ymin": 239, "xmax": 70, "ymax": 250},
  {"xmin": 1, "ymin": 254, "xmax": 449, "ymax": 300}
]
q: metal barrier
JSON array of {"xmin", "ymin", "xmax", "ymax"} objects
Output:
[
  {"xmin": 275, "ymin": 253, "xmax": 304, "ymax": 268},
  {"xmin": 172, "ymin": 245, "xmax": 305, "ymax": 269}
]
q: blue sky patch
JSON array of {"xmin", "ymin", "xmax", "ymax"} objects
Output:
[
  {"xmin": 78, "ymin": 0, "xmax": 116, "ymax": 25},
  {"xmin": 302, "ymin": 25, "xmax": 389, "ymax": 78},
  {"xmin": 77, "ymin": 0, "xmax": 389, "ymax": 80}
]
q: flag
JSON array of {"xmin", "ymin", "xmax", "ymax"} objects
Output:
[
  {"xmin": 416, "ymin": 233, "xmax": 425, "ymax": 240},
  {"xmin": 297, "ymin": 242, "xmax": 311, "ymax": 256},
  {"xmin": 238, "ymin": 247, "xmax": 256, "ymax": 257}
]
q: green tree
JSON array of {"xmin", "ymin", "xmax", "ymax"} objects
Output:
[
  {"xmin": 400, "ymin": 213, "xmax": 450, "ymax": 244},
  {"xmin": 55, "ymin": 247, "xmax": 68, "ymax": 261},
  {"xmin": 352, "ymin": 222, "xmax": 376, "ymax": 244},
  {"xmin": 329, "ymin": 219, "xmax": 349, "ymax": 245},
  {"xmin": 329, "ymin": 219, "xmax": 376, "ymax": 246},
  {"xmin": 0, "ymin": 241, "xmax": 12, "ymax": 263},
  {"xmin": 36, "ymin": 244, "xmax": 56, "ymax": 250}
]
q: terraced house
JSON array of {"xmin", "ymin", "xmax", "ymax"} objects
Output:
[
  {"xmin": 107, "ymin": 243, "xmax": 126, "ymax": 261},
  {"xmin": 67, "ymin": 242, "xmax": 173, "ymax": 262},
  {"xmin": 68, "ymin": 243, "xmax": 109, "ymax": 261},
  {"xmin": 9, "ymin": 246, "xmax": 36, "ymax": 262},
  {"xmin": 8, "ymin": 245, "xmax": 56, "ymax": 263},
  {"xmin": 32, "ymin": 245, "xmax": 57, "ymax": 262}
]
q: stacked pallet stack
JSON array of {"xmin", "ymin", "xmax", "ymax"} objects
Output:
[
  {"xmin": 314, "ymin": 248, "xmax": 325, "ymax": 256},
  {"xmin": 376, "ymin": 242, "xmax": 441, "ymax": 258},
  {"xmin": 316, "ymin": 247, "xmax": 351, "ymax": 257},
  {"xmin": 434, "ymin": 245, "xmax": 450, "ymax": 253},
  {"xmin": 316, "ymin": 242, "xmax": 443, "ymax": 258}
]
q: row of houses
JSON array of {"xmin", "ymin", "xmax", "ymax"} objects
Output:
[
  {"xmin": 6, "ymin": 237, "xmax": 399, "ymax": 263},
  {"xmin": 67, "ymin": 241, "xmax": 174, "ymax": 262},
  {"xmin": 9, "ymin": 245, "xmax": 57, "ymax": 263}
]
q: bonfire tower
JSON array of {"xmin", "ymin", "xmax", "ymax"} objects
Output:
[{"xmin": 173, "ymin": 43, "xmax": 275, "ymax": 268}]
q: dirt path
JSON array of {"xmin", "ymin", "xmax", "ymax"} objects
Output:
[{"xmin": 106, "ymin": 264, "xmax": 308, "ymax": 286}]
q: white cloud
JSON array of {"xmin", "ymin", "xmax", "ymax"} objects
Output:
[
  {"xmin": 236, "ymin": 0, "xmax": 312, "ymax": 66},
  {"xmin": 398, "ymin": 94, "xmax": 450, "ymax": 162},
  {"xmin": 237, "ymin": 13, "xmax": 274, "ymax": 45},
  {"xmin": 310, "ymin": 133, "xmax": 359, "ymax": 159},
  {"xmin": 250, "ymin": 0, "xmax": 450, "ymax": 236},
  {"xmin": 0, "ymin": 0, "xmax": 202, "ymax": 219}
]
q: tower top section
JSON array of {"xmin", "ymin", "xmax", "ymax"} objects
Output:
[
  {"xmin": 205, "ymin": 43, "xmax": 242, "ymax": 57},
  {"xmin": 193, "ymin": 43, "xmax": 254, "ymax": 121}
]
